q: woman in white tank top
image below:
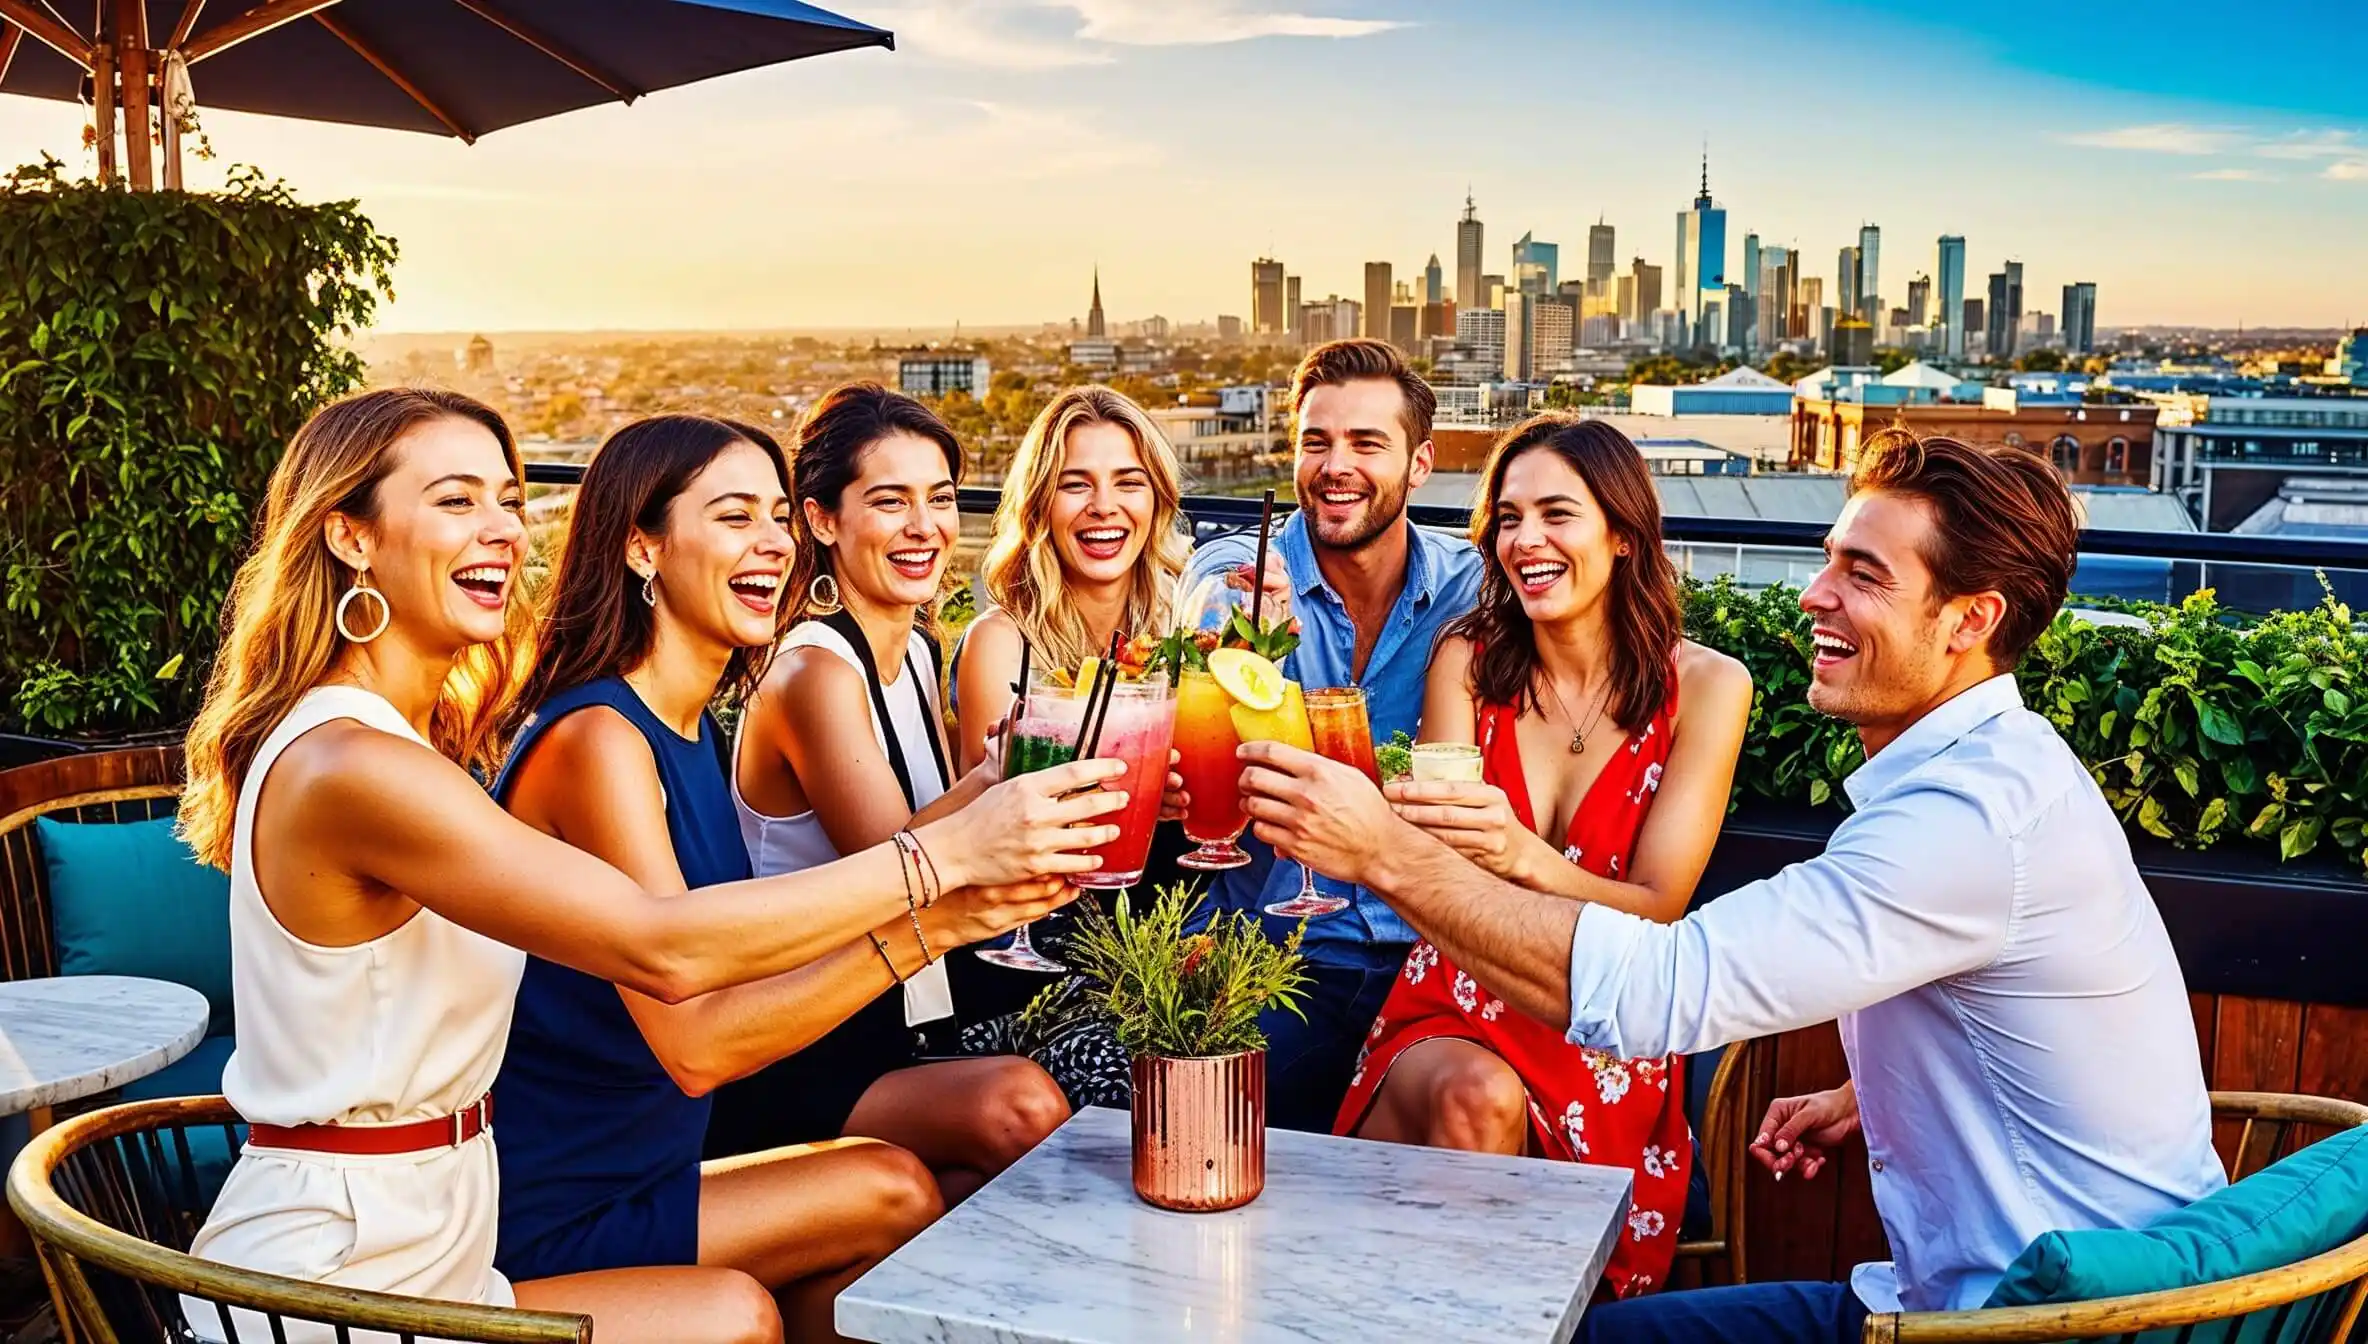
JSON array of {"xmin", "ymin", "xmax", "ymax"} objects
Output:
[
  {"xmin": 721, "ymin": 383, "xmax": 1074, "ymax": 1202},
  {"xmin": 174, "ymin": 389, "xmax": 1127, "ymax": 1344}
]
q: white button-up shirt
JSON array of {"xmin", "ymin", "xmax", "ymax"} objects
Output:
[{"xmin": 1565, "ymin": 675, "xmax": 2225, "ymax": 1311}]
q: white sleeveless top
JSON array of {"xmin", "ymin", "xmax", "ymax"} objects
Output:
[
  {"xmin": 186, "ymin": 686, "xmax": 527, "ymax": 1342},
  {"xmin": 733, "ymin": 622, "xmax": 953, "ymax": 1023}
]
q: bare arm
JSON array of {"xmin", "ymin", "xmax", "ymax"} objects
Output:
[
  {"xmin": 283, "ymin": 724, "xmax": 1123, "ymax": 1005},
  {"xmin": 1390, "ymin": 643, "xmax": 1754, "ymax": 923},
  {"xmin": 757, "ymin": 649, "xmax": 983, "ymax": 854},
  {"xmin": 1419, "ymin": 634, "xmax": 1480, "ymax": 746},
  {"xmin": 954, "ymin": 612, "xmax": 1024, "ymax": 777}
]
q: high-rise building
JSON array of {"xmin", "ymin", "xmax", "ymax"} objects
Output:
[
  {"xmin": 1424, "ymin": 254, "xmax": 1444, "ymax": 305},
  {"xmin": 2062, "ymin": 282, "xmax": 2098, "ymax": 355},
  {"xmin": 1363, "ymin": 261, "xmax": 1392, "ymax": 340},
  {"xmin": 1512, "ymin": 232, "xmax": 1559, "ymax": 293},
  {"xmin": 1217, "ymin": 315, "xmax": 1243, "ymax": 342},
  {"xmin": 1389, "ymin": 304, "xmax": 1419, "ymax": 353},
  {"xmin": 1985, "ymin": 261, "xmax": 2023, "ymax": 359},
  {"xmin": 1934, "ymin": 236, "xmax": 1966, "ymax": 357},
  {"xmin": 1420, "ymin": 299, "xmax": 1455, "ymax": 342},
  {"xmin": 1456, "ymin": 194, "xmax": 1484, "ymax": 311},
  {"xmin": 1907, "ymin": 274, "xmax": 1932, "ymax": 330},
  {"xmin": 1587, "ymin": 219, "xmax": 1616, "ymax": 285},
  {"xmin": 1962, "ymin": 297, "xmax": 1986, "ymax": 354},
  {"xmin": 1504, "ymin": 291, "xmax": 1574, "ymax": 381},
  {"xmin": 1837, "ymin": 246, "xmax": 1861, "ymax": 322},
  {"xmin": 898, "ymin": 352, "xmax": 991, "ymax": 398},
  {"xmin": 1251, "ymin": 258, "xmax": 1286, "ymax": 335},
  {"xmin": 1285, "ymin": 275, "xmax": 1302, "ymax": 340},
  {"xmin": 1673, "ymin": 153, "xmax": 1726, "ymax": 344},
  {"xmin": 1086, "ymin": 268, "xmax": 1106, "ymax": 339},
  {"xmin": 1740, "ymin": 232, "xmax": 1763, "ymax": 354},
  {"xmin": 1799, "ymin": 276, "xmax": 1824, "ymax": 350},
  {"xmin": 1857, "ymin": 224, "xmax": 1882, "ymax": 325},
  {"xmin": 1483, "ymin": 274, "xmax": 1506, "ymax": 311},
  {"xmin": 1616, "ymin": 274, "xmax": 1638, "ymax": 325},
  {"xmin": 1629, "ymin": 257, "xmax": 1662, "ymax": 322},
  {"xmin": 1724, "ymin": 283, "xmax": 1752, "ymax": 351},
  {"xmin": 1456, "ymin": 306, "xmax": 1506, "ymax": 376}
]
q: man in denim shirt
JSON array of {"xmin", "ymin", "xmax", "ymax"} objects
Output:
[{"xmin": 1182, "ymin": 338, "xmax": 1482, "ymax": 1131}]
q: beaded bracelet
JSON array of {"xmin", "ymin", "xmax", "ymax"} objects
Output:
[
  {"xmin": 890, "ymin": 833, "xmax": 935, "ymax": 965},
  {"xmin": 894, "ymin": 829, "xmax": 940, "ymax": 908}
]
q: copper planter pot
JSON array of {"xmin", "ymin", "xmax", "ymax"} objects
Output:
[{"xmin": 1130, "ymin": 1049, "xmax": 1266, "ymax": 1212}]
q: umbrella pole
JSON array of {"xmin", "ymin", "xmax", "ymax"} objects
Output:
[
  {"xmin": 114, "ymin": 0, "xmax": 152, "ymax": 190},
  {"xmin": 90, "ymin": 43, "xmax": 117, "ymax": 185}
]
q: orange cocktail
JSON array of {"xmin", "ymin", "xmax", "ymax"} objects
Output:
[
  {"xmin": 1174, "ymin": 669, "xmax": 1250, "ymax": 871},
  {"xmin": 1306, "ymin": 687, "xmax": 1380, "ymax": 784}
]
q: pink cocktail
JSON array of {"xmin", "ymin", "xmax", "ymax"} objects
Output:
[{"xmin": 1073, "ymin": 679, "xmax": 1177, "ymax": 889}]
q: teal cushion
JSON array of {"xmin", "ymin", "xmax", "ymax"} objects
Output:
[
  {"xmin": 1987, "ymin": 1124, "xmax": 2368, "ymax": 1340},
  {"xmin": 116, "ymin": 1033, "xmax": 233, "ymax": 1102},
  {"xmin": 37, "ymin": 814, "xmax": 234, "ymax": 1035}
]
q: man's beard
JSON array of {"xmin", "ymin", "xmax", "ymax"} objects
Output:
[{"xmin": 1305, "ymin": 472, "xmax": 1410, "ymax": 552}]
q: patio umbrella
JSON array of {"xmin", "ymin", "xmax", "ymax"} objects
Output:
[{"xmin": 0, "ymin": 0, "xmax": 892, "ymax": 188}]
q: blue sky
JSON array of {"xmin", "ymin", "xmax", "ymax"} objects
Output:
[{"xmin": 1, "ymin": 0, "xmax": 2356, "ymax": 332}]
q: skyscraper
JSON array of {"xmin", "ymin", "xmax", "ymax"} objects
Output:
[
  {"xmin": 1363, "ymin": 261, "xmax": 1392, "ymax": 340},
  {"xmin": 1907, "ymin": 275, "xmax": 1932, "ymax": 332},
  {"xmin": 1758, "ymin": 244, "xmax": 1793, "ymax": 348},
  {"xmin": 1741, "ymin": 232, "xmax": 1762, "ymax": 355},
  {"xmin": 1456, "ymin": 193, "xmax": 1484, "ymax": 311},
  {"xmin": 1936, "ymin": 235, "xmax": 1966, "ymax": 358},
  {"xmin": 1587, "ymin": 220, "xmax": 1615, "ymax": 285},
  {"xmin": 1285, "ymin": 274, "xmax": 1302, "ymax": 340},
  {"xmin": 1986, "ymin": 260, "xmax": 2023, "ymax": 359},
  {"xmin": 1857, "ymin": 224, "xmax": 1882, "ymax": 325},
  {"xmin": 1424, "ymin": 253, "xmax": 1444, "ymax": 305},
  {"xmin": 1673, "ymin": 154, "xmax": 1726, "ymax": 345},
  {"xmin": 1251, "ymin": 258, "xmax": 1286, "ymax": 335},
  {"xmin": 1629, "ymin": 257, "xmax": 1662, "ymax": 321},
  {"xmin": 1837, "ymin": 246, "xmax": 1861, "ymax": 321},
  {"xmin": 2062, "ymin": 282, "xmax": 2098, "ymax": 355},
  {"xmin": 1087, "ymin": 268, "xmax": 1106, "ymax": 339},
  {"xmin": 1512, "ymin": 232, "xmax": 1558, "ymax": 294}
]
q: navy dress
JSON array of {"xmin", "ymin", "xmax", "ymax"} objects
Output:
[{"xmin": 491, "ymin": 678, "xmax": 749, "ymax": 1280}]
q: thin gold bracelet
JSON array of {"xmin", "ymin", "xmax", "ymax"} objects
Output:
[{"xmin": 868, "ymin": 932, "xmax": 904, "ymax": 985}]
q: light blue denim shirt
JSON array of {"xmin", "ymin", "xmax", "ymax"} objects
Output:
[
  {"xmin": 1564, "ymin": 675, "xmax": 2225, "ymax": 1312},
  {"xmin": 1183, "ymin": 510, "xmax": 1483, "ymax": 962}
]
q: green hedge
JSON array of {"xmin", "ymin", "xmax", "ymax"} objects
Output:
[
  {"xmin": 1685, "ymin": 576, "xmax": 2368, "ymax": 874},
  {"xmin": 0, "ymin": 159, "xmax": 396, "ymax": 736}
]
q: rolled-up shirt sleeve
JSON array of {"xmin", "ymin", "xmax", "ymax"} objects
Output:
[{"xmin": 1567, "ymin": 784, "xmax": 2016, "ymax": 1059}]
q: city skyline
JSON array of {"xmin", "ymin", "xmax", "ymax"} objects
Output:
[{"xmin": 0, "ymin": 0, "xmax": 2357, "ymax": 332}]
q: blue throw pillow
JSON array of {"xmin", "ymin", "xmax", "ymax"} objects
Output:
[
  {"xmin": 38, "ymin": 814, "xmax": 235, "ymax": 1036},
  {"xmin": 1987, "ymin": 1124, "xmax": 2368, "ymax": 1336}
]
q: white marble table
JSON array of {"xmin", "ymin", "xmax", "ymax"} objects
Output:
[
  {"xmin": 838, "ymin": 1106, "xmax": 1632, "ymax": 1344},
  {"xmin": 0, "ymin": 976, "xmax": 210, "ymax": 1116}
]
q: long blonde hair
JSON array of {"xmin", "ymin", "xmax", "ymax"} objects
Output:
[
  {"xmin": 178, "ymin": 388, "xmax": 534, "ymax": 870},
  {"xmin": 982, "ymin": 386, "xmax": 1188, "ymax": 668}
]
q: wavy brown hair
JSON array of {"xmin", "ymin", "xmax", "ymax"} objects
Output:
[
  {"xmin": 179, "ymin": 388, "xmax": 532, "ymax": 870},
  {"xmin": 782, "ymin": 381, "xmax": 964, "ymax": 630},
  {"xmin": 1447, "ymin": 414, "xmax": 1683, "ymax": 733},
  {"xmin": 982, "ymin": 386, "xmax": 1188, "ymax": 669},
  {"xmin": 504, "ymin": 415, "xmax": 790, "ymax": 742}
]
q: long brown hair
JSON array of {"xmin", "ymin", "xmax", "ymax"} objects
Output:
[
  {"xmin": 505, "ymin": 415, "xmax": 790, "ymax": 739},
  {"xmin": 782, "ymin": 381, "xmax": 964, "ymax": 629},
  {"xmin": 982, "ymin": 386, "xmax": 1187, "ymax": 668},
  {"xmin": 1448, "ymin": 414, "xmax": 1683, "ymax": 733},
  {"xmin": 179, "ymin": 388, "xmax": 532, "ymax": 870}
]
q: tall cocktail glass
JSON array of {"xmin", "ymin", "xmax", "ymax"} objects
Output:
[
  {"xmin": 1071, "ymin": 677, "xmax": 1178, "ymax": 889},
  {"xmin": 977, "ymin": 671, "xmax": 1089, "ymax": 972},
  {"xmin": 1174, "ymin": 669, "xmax": 1250, "ymax": 871},
  {"xmin": 1224, "ymin": 681, "xmax": 1343, "ymax": 918}
]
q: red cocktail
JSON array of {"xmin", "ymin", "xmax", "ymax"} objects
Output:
[{"xmin": 1073, "ymin": 677, "xmax": 1177, "ymax": 889}]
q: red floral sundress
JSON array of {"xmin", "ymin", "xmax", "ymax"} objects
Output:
[{"xmin": 1334, "ymin": 685, "xmax": 1690, "ymax": 1299}]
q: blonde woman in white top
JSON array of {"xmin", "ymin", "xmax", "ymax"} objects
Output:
[{"xmin": 175, "ymin": 388, "xmax": 1128, "ymax": 1344}]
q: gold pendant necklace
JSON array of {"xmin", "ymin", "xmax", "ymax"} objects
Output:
[{"xmin": 1541, "ymin": 674, "xmax": 1611, "ymax": 755}]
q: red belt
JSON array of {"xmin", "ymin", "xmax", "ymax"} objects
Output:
[{"xmin": 248, "ymin": 1096, "xmax": 492, "ymax": 1156}]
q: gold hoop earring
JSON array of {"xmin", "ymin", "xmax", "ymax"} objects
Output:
[
  {"xmin": 807, "ymin": 572, "xmax": 842, "ymax": 615},
  {"xmin": 641, "ymin": 573, "xmax": 657, "ymax": 608},
  {"xmin": 335, "ymin": 574, "xmax": 391, "ymax": 643}
]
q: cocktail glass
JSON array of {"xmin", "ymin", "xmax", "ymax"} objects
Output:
[
  {"xmin": 1409, "ymin": 742, "xmax": 1485, "ymax": 783},
  {"xmin": 1175, "ymin": 669, "xmax": 1252, "ymax": 871},
  {"xmin": 1225, "ymin": 682, "xmax": 1344, "ymax": 918},
  {"xmin": 1071, "ymin": 677, "xmax": 1178, "ymax": 890},
  {"xmin": 978, "ymin": 670, "xmax": 1090, "ymax": 973}
]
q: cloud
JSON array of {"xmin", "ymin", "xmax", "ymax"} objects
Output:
[
  {"xmin": 879, "ymin": 0, "xmax": 1403, "ymax": 69},
  {"xmin": 2060, "ymin": 123, "xmax": 2247, "ymax": 155},
  {"xmin": 2327, "ymin": 160, "xmax": 2368, "ymax": 181},
  {"xmin": 2255, "ymin": 129, "xmax": 2359, "ymax": 160},
  {"xmin": 2191, "ymin": 168, "xmax": 2274, "ymax": 182}
]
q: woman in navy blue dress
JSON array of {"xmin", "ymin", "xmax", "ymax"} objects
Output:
[{"xmin": 491, "ymin": 415, "xmax": 1120, "ymax": 1342}]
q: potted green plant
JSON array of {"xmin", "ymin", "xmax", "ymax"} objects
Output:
[{"xmin": 1061, "ymin": 881, "xmax": 1309, "ymax": 1211}]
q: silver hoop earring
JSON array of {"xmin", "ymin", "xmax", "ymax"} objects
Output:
[
  {"xmin": 335, "ymin": 576, "xmax": 392, "ymax": 644},
  {"xmin": 641, "ymin": 573, "xmax": 657, "ymax": 608},
  {"xmin": 807, "ymin": 572, "xmax": 842, "ymax": 615}
]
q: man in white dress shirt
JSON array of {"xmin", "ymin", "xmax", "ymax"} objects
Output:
[{"xmin": 1238, "ymin": 429, "xmax": 2224, "ymax": 1342}]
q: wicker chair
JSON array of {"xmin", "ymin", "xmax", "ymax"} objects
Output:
[
  {"xmin": 9, "ymin": 1095, "xmax": 590, "ymax": 1344},
  {"xmin": 0, "ymin": 748, "xmax": 185, "ymax": 981},
  {"xmin": 1863, "ymin": 1091, "xmax": 2368, "ymax": 1343},
  {"xmin": 1672, "ymin": 1037, "xmax": 1756, "ymax": 1287}
]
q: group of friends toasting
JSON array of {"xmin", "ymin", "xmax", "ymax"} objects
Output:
[{"xmin": 177, "ymin": 335, "xmax": 2225, "ymax": 1344}]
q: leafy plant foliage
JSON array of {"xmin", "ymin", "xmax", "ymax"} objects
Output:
[
  {"xmin": 1060, "ymin": 881, "xmax": 1310, "ymax": 1058},
  {"xmin": 1686, "ymin": 574, "xmax": 2368, "ymax": 872},
  {"xmin": 0, "ymin": 158, "xmax": 396, "ymax": 735}
]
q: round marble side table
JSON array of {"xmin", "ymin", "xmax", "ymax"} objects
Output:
[{"xmin": 0, "ymin": 975, "xmax": 210, "ymax": 1120}]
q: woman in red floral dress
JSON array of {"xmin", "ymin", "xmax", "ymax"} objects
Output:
[{"xmin": 1333, "ymin": 415, "xmax": 1752, "ymax": 1299}]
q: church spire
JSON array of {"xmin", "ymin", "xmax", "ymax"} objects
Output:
[{"xmin": 1087, "ymin": 266, "xmax": 1106, "ymax": 339}]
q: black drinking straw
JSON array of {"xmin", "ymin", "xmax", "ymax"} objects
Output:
[
  {"xmin": 1076, "ymin": 631, "xmax": 1125, "ymax": 763},
  {"xmin": 1248, "ymin": 487, "xmax": 1276, "ymax": 633},
  {"xmin": 1003, "ymin": 638, "xmax": 1032, "ymax": 775}
]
